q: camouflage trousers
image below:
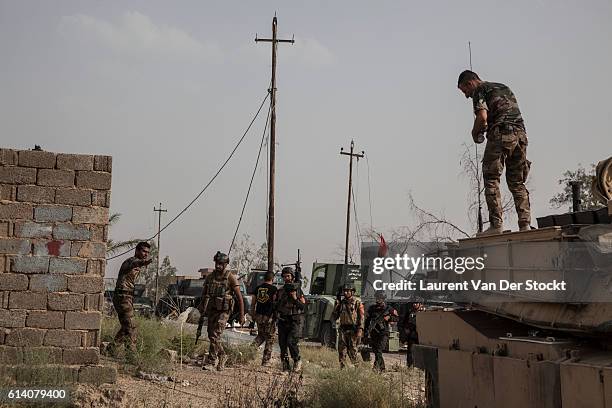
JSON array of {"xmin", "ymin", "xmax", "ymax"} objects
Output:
[
  {"xmin": 112, "ymin": 293, "xmax": 136, "ymax": 351},
  {"xmin": 338, "ymin": 326, "xmax": 359, "ymax": 366},
  {"xmin": 482, "ymin": 129, "xmax": 531, "ymax": 228},
  {"xmin": 206, "ymin": 309, "xmax": 230, "ymax": 362},
  {"xmin": 252, "ymin": 314, "xmax": 276, "ymax": 362}
]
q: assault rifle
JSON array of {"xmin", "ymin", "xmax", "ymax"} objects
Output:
[{"xmin": 195, "ymin": 296, "xmax": 209, "ymax": 344}]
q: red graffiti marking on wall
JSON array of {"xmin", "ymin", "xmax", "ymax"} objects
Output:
[{"xmin": 46, "ymin": 240, "xmax": 63, "ymax": 256}]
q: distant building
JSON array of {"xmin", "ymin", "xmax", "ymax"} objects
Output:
[{"xmin": 199, "ymin": 268, "xmax": 214, "ymax": 279}]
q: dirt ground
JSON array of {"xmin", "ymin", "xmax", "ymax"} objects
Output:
[{"xmin": 71, "ymin": 351, "xmax": 425, "ymax": 408}]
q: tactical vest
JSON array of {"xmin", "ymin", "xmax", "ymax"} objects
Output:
[
  {"xmin": 204, "ymin": 270, "xmax": 234, "ymax": 312},
  {"xmin": 276, "ymin": 289, "xmax": 304, "ymax": 317},
  {"xmin": 338, "ymin": 297, "xmax": 361, "ymax": 327}
]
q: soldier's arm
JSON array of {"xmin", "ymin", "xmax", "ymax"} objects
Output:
[
  {"xmin": 250, "ymin": 294, "xmax": 257, "ymax": 316},
  {"xmin": 357, "ymin": 302, "xmax": 365, "ymax": 329},
  {"xmin": 471, "ymin": 109, "xmax": 487, "ymax": 141},
  {"xmin": 229, "ymin": 275, "xmax": 244, "ymax": 319},
  {"xmin": 331, "ymin": 300, "xmax": 341, "ymax": 320}
]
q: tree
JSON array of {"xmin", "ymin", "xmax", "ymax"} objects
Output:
[
  {"xmin": 229, "ymin": 234, "xmax": 268, "ymax": 279},
  {"xmin": 137, "ymin": 241, "xmax": 178, "ymax": 298},
  {"xmin": 549, "ymin": 164, "xmax": 600, "ymax": 211}
]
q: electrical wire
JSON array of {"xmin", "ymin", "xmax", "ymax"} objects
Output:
[
  {"xmin": 365, "ymin": 154, "xmax": 374, "ymax": 231},
  {"xmin": 228, "ymin": 102, "xmax": 271, "ymax": 256},
  {"xmin": 106, "ymin": 91, "xmax": 271, "ymax": 261}
]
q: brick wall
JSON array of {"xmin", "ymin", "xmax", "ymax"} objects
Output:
[{"xmin": 0, "ymin": 148, "xmax": 116, "ymax": 385}]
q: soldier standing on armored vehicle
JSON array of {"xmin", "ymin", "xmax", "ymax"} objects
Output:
[
  {"xmin": 109, "ymin": 242, "xmax": 153, "ymax": 354},
  {"xmin": 251, "ymin": 271, "xmax": 278, "ymax": 366},
  {"xmin": 275, "ymin": 266, "xmax": 306, "ymax": 372},
  {"xmin": 199, "ymin": 251, "xmax": 245, "ymax": 371},
  {"xmin": 458, "ymin": 70, "xmax": 532, "ymax": 235},
  {"xmin": 364, "ymin": 292, "xmax": 398, "ymax": 372},
  {"xmin": 331, "ymin": 283, "xmax": 365, "ymax": 368}
]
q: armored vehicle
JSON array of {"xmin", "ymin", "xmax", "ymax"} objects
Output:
[{"xmin": 408, "ymin": 156, "xmax": 612, "ymax": 407}]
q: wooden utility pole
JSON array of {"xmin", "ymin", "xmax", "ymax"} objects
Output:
[
  {"xmin": 340, "ymin": 141, "xmax": 364, "ymax": 265},
  {"xmin": 255, "ymin": 15, "xmax": 294, "ymax": 274},
  {"xmin": 153, "ymin": 203, "xmax": 167, "ymax": 314}
]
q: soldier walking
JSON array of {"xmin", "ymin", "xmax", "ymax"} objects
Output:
[
  {"xmin": 364, "ymin": 292, "xmax": 398, "ymax": 372},
  {"xmin": 331, "ymin": 283, "xmax": 365, "ymax": 368},
  {"xmin": 109, "ymin": 242, "xmax": 153, "ymax": 354},
  {"xmin": 400, "ymin": 302, "xmax": 423, "ymax": 367},
  {"xmin": 199, "ymin": 251, "xmax": 245, "ymax": 371},
  {"xmin": 458, "ymin": 70, "xmax": 532, "ymax": 235},
  {"xmin": 275, "ymin": 267, "xmax": 306, "ymax": 372},
  {"xmin": 251, "ymin": 271, "xmax": 278, "ymax": 366}
]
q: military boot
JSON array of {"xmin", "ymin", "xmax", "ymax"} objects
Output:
[
  {"xmin": 217, "ymin": 354, "xmax": 228, "ymax": 371},
  {"xmin": 281, "ymin": 358, "xmax": 291, "ymax": 372},
  {"xmin": 293, "ymin": 359, "xmax": 302, "ymax": 372},
  {"xmin": 476, "ymin": 224, "xmax": 503, "ymax": 236},
  {"xmin": 202, "ymin": 355, "xmax": 216, "ymax": 370}
]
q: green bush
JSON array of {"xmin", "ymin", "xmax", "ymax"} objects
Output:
[
  {"xmin": 306, "ymin": 366, "xmax": 425, "ymax": 408},
  {"xmin": 224, "ymin": 342, "xmax": 258, "ymax": 366}
]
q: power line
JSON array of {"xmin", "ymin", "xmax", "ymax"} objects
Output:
[
  {"xmin": 228, "ymin": 102, "xmax": 272, "ymax": 256},
  {"xmin": 365, "ymin": 154, "xmax": 374, "ymax": 231},
  {"xmin": 106, "ymin": 91, "xmax": 271, "ymax": 261}
]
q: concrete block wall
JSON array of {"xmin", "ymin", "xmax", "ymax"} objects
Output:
[{"xmin": 0, "ymin": 148, "xmax": 116, "ymax": 385}]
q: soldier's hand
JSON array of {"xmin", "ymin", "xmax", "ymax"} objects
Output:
[
  {"xmin": 356, "ymin": 328, "xmax": 363, "ymax": 338},
  {"xmin": 290, "ymin": 291, "xmax": 297, "ymax": 300},
  {"xmin": 239, "ymin": 314, "xmax": 246, "ymax": 326}
]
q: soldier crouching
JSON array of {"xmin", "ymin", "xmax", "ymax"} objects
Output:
[
  {"xmin": 332, "ymin": 283, "xmax": 365, "ymax": 368},
  {"xmin": 199, "ymin": 251, "xmax": 244, "ymax": 371}
]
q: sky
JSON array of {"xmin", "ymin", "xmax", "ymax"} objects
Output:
[{"xmin": 1, "ymin": 0, "xmax": 611, "ymax": 280}]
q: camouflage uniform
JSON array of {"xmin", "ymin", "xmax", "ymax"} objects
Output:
[
  {"xmin": 252, "ymin": 283, "xmax": 277, "ymax": 364},
  {"xmin": 332, "ymin": 296, "xmax": 364, "ymax": 367},
  {"xmin": 111, "ymin": 257, "xmax": 149, "ymax": 351},
  {"xmin": 201, "ymin": 269, "xmax": 239, "ymax": 365},
  {"xmin": 275, "ymin": 285, "xmax": 305, "ymax": 369},
  {"xmin": 473, "ymin": 82, "xmax": 531, "ymax": 228}
]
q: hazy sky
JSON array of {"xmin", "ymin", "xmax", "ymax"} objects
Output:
[{"xmin": 1, "ymin": 0, "xmax": 611, "ymax": 279}]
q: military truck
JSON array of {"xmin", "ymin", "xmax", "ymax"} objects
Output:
[{"xmin": 157, "ymin": 277, "xmax": 251, "ymax": 323}]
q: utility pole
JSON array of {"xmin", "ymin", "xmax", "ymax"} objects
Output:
[
  {"xmin": 255, "ymin": 15, "xmax": 294, "ymax": 274},
  {"xmin": 340, "ymin": 141, "xmax": 364, "ymax": 265},
  {"xmin": 153, "ymin": 203, "xmax": 167, "ymax": 315}
]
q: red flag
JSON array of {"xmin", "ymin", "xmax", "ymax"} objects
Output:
[{"xmin": 377, "ymin": 234, "xmax": 388, "ymax": 257}]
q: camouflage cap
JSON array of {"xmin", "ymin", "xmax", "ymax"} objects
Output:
[
  {"xmin": 281, "ymin": 266, "xmax": 294, "ymax": 276},
  {"xmin": 213, "ymin": 251, "xmax": 230, "ymax": 264},
  {"xmin": 342, "ymin": 283, "xmax": 356, "ymax": 291},
  {"xmin": 374, "ymin": 291, "xmax": 386, "ymax": 301}
]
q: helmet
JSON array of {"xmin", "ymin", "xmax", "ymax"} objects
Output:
[
  {"xmin": 374, "ymin": 291, "xmax": 386, "ymax": 301},
  {"xmin": 213, "ymin": 251, "xmax": 229, "ymax": 264},
  {"xmin": 342, "ymin": 283, "xmax": 356, "ymax": 292},
  {"xmin": 281, "ymin": 266, "xmax": 294, "ymax": 276}
]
